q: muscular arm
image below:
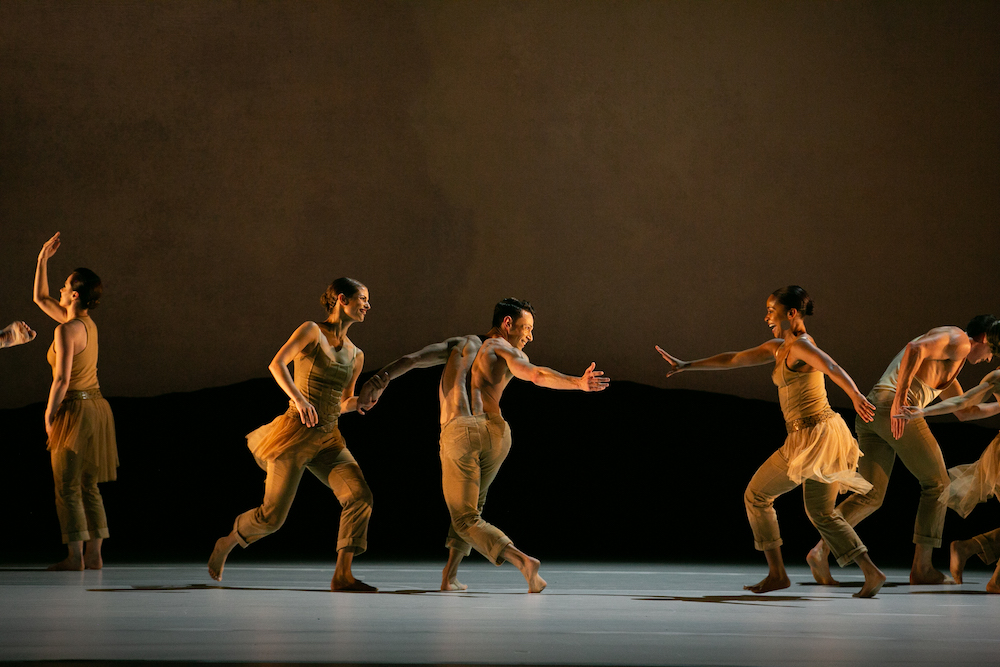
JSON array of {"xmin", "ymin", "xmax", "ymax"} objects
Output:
[
  {"xmin": 897, "ymin": 370, "xmax": 1000, "ymax": 422},
  {"xmin": 357, "ymin": 336, "xmax": 473, "ymax": 412},
  {"xmin": 891, "ymin": 327, "xmax": 970, "ymax": 438},
  {"xmin": 788, "ymin": 337, "xmax": 876, "ymax": 422},
  {"xmin": 44, "ymin": 322, "xmax": 78, "ymax": 434},
  {"xmin": 268, "ymin": 322, "xmax": 321, "ymax": 427},
  {"xmin": 495, "ymin": 346, "xmax": 608, "ymax": 392},
  {"xmin": 655, "ymin": 341, "xmax": 780, "ymax": 377}
]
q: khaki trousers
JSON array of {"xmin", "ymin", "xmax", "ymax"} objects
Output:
[
  {"xmin": 835, "ymin": 396, "xmax": 948, "ymax": 547},
  {"xmin": 51, "ymin": 448, "xmax": 110, "ymax": 544},
  {"xmin": 440, "ymin": 414, "xmax": 513, "ymax": 565},
  {"xmin": 234, "ymin": 431, "xmax": 372, "ymax": 554},
  {"xmin": 973, "ymin": 528, "xmax": 1000, "ymax": 565},
  {"xmin": 745, "ymin": 448, "xmax": 868, "ymax": 567}
]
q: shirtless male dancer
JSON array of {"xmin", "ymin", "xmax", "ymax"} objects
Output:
[
  {"xmin": 358, "ymin": 298, "xmax": 609, "ymax": 592},
  {"xmin": 808, "ymin": 315, "xmax": 996, "ymax": 585}
]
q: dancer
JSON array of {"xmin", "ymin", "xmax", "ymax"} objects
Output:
[
  {"xmin": 33, "ymin": 232, "xmax": 119, "ymax": 571},
  {"xmin": 208, "ymin": 278, "xmax": 376, "ymax": 592},
  {"xmin": 657, "ymin": 286, "xmax": 885, "ymax": 597},
  {"xmin": 0, "ymin": 320, "xmax": 36, "ymax": 348},
  {"xmin": 894, "ymin": 327, "xmax": 1000, "ymax": 592},
  {"xmin": 808, "ymin": 315, "xmax": 996, "ymax": 585},
  {"xmin": 358, "ymin": 298, "xmax": 609, "ymax": 593}
]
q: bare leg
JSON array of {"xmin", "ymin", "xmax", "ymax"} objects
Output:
[
  {"xmin": 910, "ymin": 543, "xmax": 947, "ymax": 584},
  {"xmin": 806, "ymin": 539, "xmax": 839, "ymax": 585},
  {"xmin": 331, "ymin": 548, "xmax": 377, "ymax": 592},
  {"xmin": 83, "ymin": 538, "xmax": 103, "ymax": 570},
  {"xmin": 988, "ymin": 562, "xmax": 1000, "ymax": 594},
  {"xmin": 208, "ymin": 532, "xmax": 239, "ymax": 581},
  {"xmin": 852, "ymin": 553, "xmax": 886, "ymax": 598},
  {"xmin": 745, "ymin": 547, "xmax": 791, "ymax": 593},
  {"xmin": 441, "ymin": 548, "xmax": 468, "ymax": 591},
  {"xmin": 500, "ymin": 544, "xmax": 546, "ymax": 593},
  {"xmin": 48, "ymin": 541, "xmax": 84, "ymax": 571},
  {"xmin": 949, "ymin": 539, "xmax": 981, "ymax": 585}
]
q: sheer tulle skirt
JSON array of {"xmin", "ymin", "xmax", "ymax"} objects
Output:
[
  {"xmin": 781, "ymin": 413, "xmax": 872, "ymax": 495},
  {"xmin": 943, "ymin": 433, "xmax": 1000, "ymax": 519},
  {"xmin": 247, "ymin": 411, "xmax": 345, "ymax": 464},
  {"xmin": 47, "ymin": 396, "xmax": 119, "ymax": 483}
]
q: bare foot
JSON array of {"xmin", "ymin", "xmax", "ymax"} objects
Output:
[
  {"xmin": 208, "ymin": 535, "xmax": 236, "ymax": 582},
  {"xmin": 807, "ymin": 544, "xmax": 839, "ymax": 585},
  {"xmin": 440, "ymin": 578, "xmax": 468, "ymax": 591},
  {"xmin": 84, "ymin": 554, "xmax": 103, "ymax": 570},
  {"xmin": 744, "ymin": 573, "xmax": 791, "ymax": 594},
  {"xmin": 47, "ymin": 557, "xmax": 84, "ymax": 571},
  {"xmin": 853, "ymin": 569, "xmax": 886, "ymax": 598},
  {"xmin": 332, "ymin": 577, "xmax": 378, "ymax": 592},
  {"xmin": 987, "ymin": 577, "xmax": 1000, "ymax": 594},
  {"xmin": 909, "ymin": 567, "xmax": 948, "ymax": 585},
  {"xmin": 521, "ymin": 555, "xmax": 547, "ymax": 593},
  {"xmin": 949, "ymin": 540, "xmax": 977, "ymax": 585}
]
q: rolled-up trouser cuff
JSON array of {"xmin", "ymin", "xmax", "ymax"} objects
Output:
[
  {"xmin": 63, "ymin": 527, "xmax": 109, "ymax": 543},
  {"xmin": 337, "ymin": 538, "xmax": 366, "ymax": 555},
  {"xmin": 975, "ymin": 535, "xmax": 999, "ymax": 565},
  {"xmin": 913, "ymin": 533, "xmax": 942, "ymax": 548},
  {"xmin": 445, "ymin": 537, "xmax": 472, "ymax": 558},
  {"xmin": 835, "ymin": 545, "xmax": 868, "ymax": 568},
  {"xmin": 754, "ymin": 538, "xmax": 783, "ymax": 552}
]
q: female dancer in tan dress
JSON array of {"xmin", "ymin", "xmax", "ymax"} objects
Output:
[
  {"xmin": 33, "ymin": 232, "xmax": 119, "ymax": 570},
  {"xmin": 896, "ymin": 323, "xmax": 1000, "ymax": 592},
  {"xmin": 657, "ymin": 286, "xmax": 886, "ymax": 597},
  {"xmin": 208, "ymin": 277, "xmax": 376, "ymax": 591}
]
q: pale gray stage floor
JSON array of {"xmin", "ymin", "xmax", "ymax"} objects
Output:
[{"xmin": 1, "ymin": 561, "xmax": 998, "ymax": 666}]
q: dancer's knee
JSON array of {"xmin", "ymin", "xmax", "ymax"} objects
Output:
[
  {"xmin": 451, "ymin": 510, "xmax": 482, "ymax": 536},
  {"xmin": 744, "ymin": 485, "xmax": 773, "ymax": 513}
]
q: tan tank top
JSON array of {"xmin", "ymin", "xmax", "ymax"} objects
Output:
[
  {"xmin": 772, "ymin": 340, "xmax": 829, "ymax": 421},
  {"xmin": 871, "ymin": 338, "xmax": 943, "ymax": 408},
  {"xmin": 46, "ymin": 316, "xmax": 100, "ymax": 391},
  {"xmin": 287, "ymin": 339, "xmax": 357, "ymax": 430}
]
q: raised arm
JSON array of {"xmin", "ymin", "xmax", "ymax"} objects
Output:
[
  {"xmin": 267, "ymin": 322, "xmax": 322, "ymax": 427},
  {"xmin": 357, "ymin": 337, "xmax": 469, "ymax": 412},
  {"xmin": 495, "ymin": 346, "xmax": 609, "ymax": 392},
  {"xmin": 655, "ymin": 340, "xmax": 780, "ymax": 378},
  {"xmin": 33, "ymin": 233, "xmax": 72, "ymax": 324},
  {"xmin": 891, "ymin": 327, "xmax": 970, "ymax": 438},
  {"xmin": 788, "ymin": 337, "xmax": 876, "ymax": 422},
  {"xmin": 895, "ymin": 369, "xmax": 1000, "ymax": 423}
]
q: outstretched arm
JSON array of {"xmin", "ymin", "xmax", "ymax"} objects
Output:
[
  {"xmin": 33, "ymin": 233, "xmax": 71, "ymax": 323},
  {"xmin": 357, "ymin": 337, "xmax": 469, "ymax": 412},
  {"xmin": 891, "ymin": 327, "xmax": 969, "ymax": 439},
  {"xmin": 789, "ymin": 338, "xmax": 876, "ymax": 423},
  {"xmin": 496, "ymin": 347, "xmax": 609, "ymax": 392},
  {"xmin": 0, "ymin": 321, "xmax": 36, "ymax": 348},
  {"xmin": 655, "ymin": 341, "xmax": 779, "ymax": 378},
  {"xmin": 895, "ymin": 370, "xmax": 1000, "ymax": 423},
  {"xmin": 268, "ymin": 322, "xmax": 321, "ymax": 427}
]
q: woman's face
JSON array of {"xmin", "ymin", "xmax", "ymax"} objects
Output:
[
  {"xmin": 59, "ymin": 275, "xmax": 76, "ymax": 308},
  {"xmin": 764, "ymin": 296, "xmax": 790, "ymax": 337},
  {"xmin": 342, "ymin": 287, "xmax": 371, "ymax": 322}
]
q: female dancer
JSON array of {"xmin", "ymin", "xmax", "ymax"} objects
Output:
[
  {"xmin": 33, "ymin": 232, "xmax": 119, "ymax": 570},
  {"xmin": 895, "ymin": 323, "xmax": 1000, "ymax": 591},
  {"xmin": 208, "ymin": 278, "xmax": 376, "ymax": 591},
  {"xmin": 656, "ymin": 286, "xmax": 885, "ymax": 597}
]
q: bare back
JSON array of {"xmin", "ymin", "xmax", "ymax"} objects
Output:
[
  {"xmin": 438, "ymin": 335, "xmax": 483, "ymax": 424},
  {"xmin": 470, "ymin": 336, "xmax": 521, "ymax": 417},
  {"xmin": 911, "ymin": 326, "xmax": 969, "ymax": 390}
]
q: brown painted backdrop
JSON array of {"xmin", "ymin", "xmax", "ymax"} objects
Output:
[{"xmin": 2, "ymin": 1, "xmax": 997, "ymax": 409}]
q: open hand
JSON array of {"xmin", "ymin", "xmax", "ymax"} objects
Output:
[
  {"xmin": 892, "ymin": 405, "xmax": 924, "ymax": 424},
  {"xmin": 655, "ymin": 345, "xmax": 687, "ymax": 378},
  {"xmin": 852, "ymin": 393, "xmax": 876, "ymax": 423},
  {"xmin": 295, "ymin": 399, "xmax": 319, "ymax": 428},
  {"xmin": 1, "ymin": 321, "xmax": 36, "ymax": 347},
  {"xmin": 39, "ymin": 232, "xmax": 61, "ymax": 262},
  {"xmin": 580, "ymin": 362, "xmax": 610, "ymax": 392}
]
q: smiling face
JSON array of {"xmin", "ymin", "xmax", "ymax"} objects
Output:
[
  {"xmin": 764, "ymin": 296, "xmax": 791, "ymax": 338},
  {"xmin": 341, "ymin": 287, "xmax": 371, "ymax": 323},
  {"xmin": 504, "ymin": 311, "xmax": 534, "ymax": 350}
]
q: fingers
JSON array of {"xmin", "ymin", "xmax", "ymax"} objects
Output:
[{"xmin": 891, "ymin": 417, "xmax": 905, "ymax": 440}]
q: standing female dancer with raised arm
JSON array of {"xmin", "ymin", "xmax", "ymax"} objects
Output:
[
  {"xmin": 656, "ymin": 286, "xmax": 886, "ymax": 597},
  {"xmin": 33, "ymin": 232, "xmax": 118, "ymax": 570},
  {"xmin": 208, "ymin": 278, "xmax": 376, "ymax": 591},
  {"xmin": 895, "ymin": 323, "xmax": 1000, "ymax": 591}
]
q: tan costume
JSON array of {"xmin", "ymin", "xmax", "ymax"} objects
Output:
[
  {"xmin": 233, "ymin": 340, "xmax": 372, "ymax": 554},
  {"xmin": 440, "ymin": 413, "xmax": 513, "ymax": 565},
  {"xmin": 744, "ymin": 339, "xmax": 872, "ymax": 567},
  {"xmin": 836, "ymin": 343, "xmax": 951, "ymax": 547},
  {"xmin": 46, "ymin": 316, "xmax": 118, "ymax": 543},
  {"xmin": 944, "ymin": 433, "xmax": 1000, "ymax": 566}
]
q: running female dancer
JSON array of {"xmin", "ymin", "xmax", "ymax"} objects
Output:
[
  {"xmin": 208, "ymin": 278, "xmax": 376, "ymax": 591},
  {"xmin": 33, "ymin": 232, "xmax": 119, "ymax": 571},
  {"xmin": 895, "ymin": 324, "xmax": 1000, "ymax": 592},
  {"xmin": 656, "ymin": 286, "xmax": 886, "ymax": 597}
]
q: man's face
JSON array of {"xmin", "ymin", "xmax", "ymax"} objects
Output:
[
  {"xmin": 506, "ymin": 311, "xmax": 534, "ymax": 350},
  {"xmin": 967, "ymin": 334, "xmax": 994, "ymax": 364}
]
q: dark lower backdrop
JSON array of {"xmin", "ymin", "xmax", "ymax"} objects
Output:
[{"xmin": 3, "ymin": 371, "xmax": 999, "ymax": 571}]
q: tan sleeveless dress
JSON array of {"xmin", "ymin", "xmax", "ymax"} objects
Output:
[
  {"xmin": 247, "ymin": 337, "xmax": 357, "ymax": 463},
  {"xmin": 46, "ymin": 316, "xmax": 119, "ymax": 482},
  {"xmin": 772, "ymin": 338, "xmax": 870, "ymax": 494}
]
